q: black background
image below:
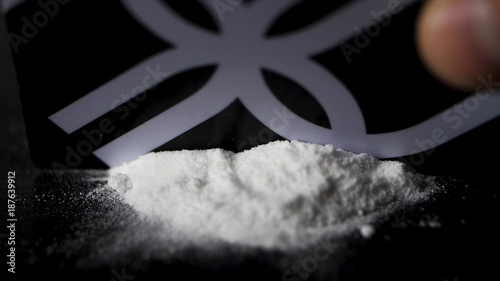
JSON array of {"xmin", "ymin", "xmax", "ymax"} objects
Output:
[
  {"xmin": 1, "ymin": 1, "xmax": 500, "ymax": 281},
  {"xmin": 5, "ymin": 0, "xmax": 500, "ymax": 173}
]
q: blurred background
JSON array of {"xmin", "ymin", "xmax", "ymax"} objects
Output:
[{"xmin": 1, "ymin": 2, "xmax": 34, "ymax": 172}]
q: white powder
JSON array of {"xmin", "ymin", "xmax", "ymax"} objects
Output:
[
  {"xmin": 107, "ymin": 140, "xmax": 435, "ymax": 251},
  {"xmin": 358, "ymin": 224, "xmax": 376, "ymax": 238}
]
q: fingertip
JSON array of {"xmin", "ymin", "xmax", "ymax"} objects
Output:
[{"xmin": 416, "ymin": 0, "xmax": 500, "ymax": 92}]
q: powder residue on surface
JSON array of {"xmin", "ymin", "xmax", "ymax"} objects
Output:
[{"xmin": 107, "ymin": 140, "xmax": 435, "ymax": 250}]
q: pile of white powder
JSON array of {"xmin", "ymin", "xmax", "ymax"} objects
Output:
[{"xmin": 107, "ymin": 140, "xmax": 435, "ymax": 251}]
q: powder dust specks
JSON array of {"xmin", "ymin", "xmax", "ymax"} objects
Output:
[{"xmin": 105, "ymin": 140, "xmax": 437, "ymax": 254}]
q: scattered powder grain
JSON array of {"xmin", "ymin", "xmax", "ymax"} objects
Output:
[{"xmin": 107, "ymin": 140, "xmax": 435, "ymax": 250}]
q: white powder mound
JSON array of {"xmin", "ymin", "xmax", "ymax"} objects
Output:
[{"xmin": 107, "ymin": 140, "xmax": 434, "ymax": 250}]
